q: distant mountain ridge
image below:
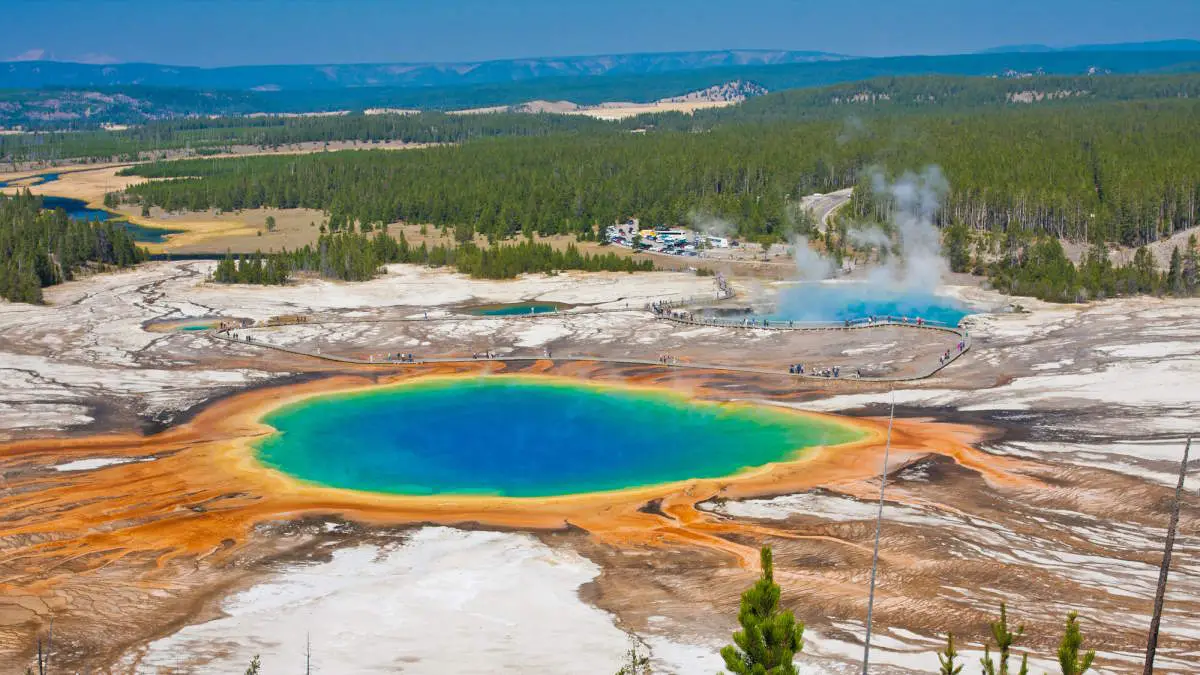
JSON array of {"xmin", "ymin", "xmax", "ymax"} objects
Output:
[
  {"xmin": 0, "ymin": 49, "xmax": 849, "ymax": 91},
  {"xmin": 5, "ymin": 47, "xmax": 1200, "ymax": 129},
  {"xmin": 980, "ymin": 39, "xmax": 1200, "ymax": 54}
]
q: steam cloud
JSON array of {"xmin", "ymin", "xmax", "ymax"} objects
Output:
[
  {"xmin": 789, "ymin": 235, "xmax": 835, "ymax": 282},
  {"xmin": 787, "ymin": 165, "xmax": 950, "ymax": 290},
  {"xmin": 836, "ymin": 115, "xmax": 866, "ymax": 146},
  {"xmin": 775, "ymin": 165, "xmax": 959, "ymax": 323},
  {"xmin": 688, "ymin": 211, "xmax": 736, "ymax": 238},
  {"xmin": 864, "ymin": 165, "xmax": 949, "ymax": 290}
]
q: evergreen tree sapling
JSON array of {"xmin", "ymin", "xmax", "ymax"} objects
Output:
[
  {"xmin": 1056, "ymin": 611, "xmax": 1095, "ymax": 675},
  {"xmin": 937, "ymin": 633, "xmax": 963, "ymax": 675},
  {"xmin": 720, "ymin": 546, "xmax": 804, "ymax": 675},
  {"xmin": 980, "ymin": 604, "xmax": 1028, "ymax": 675}
]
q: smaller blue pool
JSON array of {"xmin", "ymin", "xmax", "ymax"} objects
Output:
[
  {"xmin": 40, "ymin": 196, "xmax": 182, "ymax": 243},
  {"xmin": 464, "ymin": 302, "xmax": 567, "ymax": 316},
  {"xmin": 114, "ymin": 221, "xmax": 184, "ymax": 244},
  {"xmin": 41, "ymin": 196, "xmax": 112, "ymax": 222},
  {"xmin": 762, "ymin": 283, "xmax": 974, "ymax": 327},
  {"xmin": 0, "ymin": 171, "xmax": 60, "ymax": 188}
]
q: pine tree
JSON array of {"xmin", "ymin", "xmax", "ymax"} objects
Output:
[
  {"xmin": 215, "ymin": 249, "xmax": 237, "ymax": 282},
  {"xmin": 980, "ymin": 604, "xmax": 1028, "ymax": 675},
  {"xmin": 1185, "ymin": 233, "xmax": 1199, "ymax": 291},
  {"xmin": 244, "ymin": 654, "xmax": 261, "ymax": 674},
  {"xmin": 1168, "ymin": 246, "xmax": 1183, "ymax": 293},
  {"xmin": 937, "ymin": 633, "xmax": 963, "ymax": 675},
  {"xmin": 720, "ymin": 546, "xmax": 804, "ymax": 675},
  {"xmin": 1055, "ymin": 611, "xmax": 1095, "ymax": 675},
  {"xmin": 943, "ymin": 223, "xmax": 971, "ymax": 273}
]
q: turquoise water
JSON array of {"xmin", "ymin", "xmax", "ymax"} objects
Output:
[
  {"xmin": 39, "ymin": 196, "xmax": 181, "ymax": 243},
  {"xmin": 464, "ymin": 302, "xmax": 564, "ymax": 316},
  {"xmin": 116, "ymin": 221, "xmax": 184, "ymax": 244},
  {"xmin": 764, "ymin": 283, "xmax": 973, "ymax": 327},
  {"xmin": 179, "ymin": 324, "xmax": 213, "ymax": 332},
  {"xmin": 0, "ymin": 171, "xmax": 60, "ymax": 188},
  {"xmin": 255, "ymin": 377, "xmax": 863, "ymax": 497},
  {"xmin": 41, "ymin": 196, "xmax": 112, "ymax": 222}
]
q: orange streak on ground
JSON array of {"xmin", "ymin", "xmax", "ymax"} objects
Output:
[{"xmin": 0, "ymin": 366, "xmax": 1041, "ymax": 610}]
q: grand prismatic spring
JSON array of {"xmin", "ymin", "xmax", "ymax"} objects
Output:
[{"xmin": 255, "ymin": 376, "xmax": 867, "ymax": 497}]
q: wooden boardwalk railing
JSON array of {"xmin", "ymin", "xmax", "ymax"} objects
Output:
[{"xmin": 209, "ymin": 316, "xmax": 970, "ymax": 384}]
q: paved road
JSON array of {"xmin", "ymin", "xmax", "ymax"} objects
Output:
[{"xmin": 800, "ymin": 187, "xmax": 854, "ymax": 233}]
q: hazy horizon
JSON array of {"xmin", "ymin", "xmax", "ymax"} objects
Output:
[{"xmin": 6, "ymin": 0, "xmax": 1200, "ymax": 68}]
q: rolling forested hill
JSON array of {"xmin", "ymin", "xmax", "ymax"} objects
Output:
[
  {"xmin": 118, "ymin": 98, "xmax": 1200, "ymax": 247},
  {"xmin": 4, "ymin": 47, "xmax": 1200, "ymax": 128},
  {"xmin": 5, "ymin": 72, "xmax": 1200, "ymax": 164}
]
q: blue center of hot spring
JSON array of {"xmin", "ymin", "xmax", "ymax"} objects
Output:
[
  {"xmin": 465, "ymin": 302, "xmax": 562, "ymax": 316},
  {"xmin": 764, "ymin": 283, "xmax": 973, "ymax": 326},
  {"xmin": 254, "ymin": 377, "xmax": 864, "ymax": 497}
]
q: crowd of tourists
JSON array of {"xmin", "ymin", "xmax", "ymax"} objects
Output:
[
  {"xmin": 791, "ymin": 333, "xmax": 969, "ymax": 380},
  {"xmin": 788, "ymin": 363, "xmax": 863, "ymax": 379},
  {"xmin": 937, "ymin": 340, "xmax": 967, "ymax": 366}
]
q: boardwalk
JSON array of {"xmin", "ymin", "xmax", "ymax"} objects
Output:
[{"xmin": 209, "ymin": 305, "xmax": 970, "ymax": 384}]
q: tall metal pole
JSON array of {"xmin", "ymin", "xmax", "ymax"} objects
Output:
[
  {"xmin": 1143, "ymin": 436, "xmax": 1191, "ymax": 675},
  {"xmin": 861, "ymin": 391, "xmax": 896, "ymax": 674}
]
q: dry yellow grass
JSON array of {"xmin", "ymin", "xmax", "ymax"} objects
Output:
[
  {"xmin": 1, "ymin": 145, "xmax": 435, "ymax": 253},
  {"xmin": 125, "ymin": 206, "xmax": 329, "ymax": 253}
]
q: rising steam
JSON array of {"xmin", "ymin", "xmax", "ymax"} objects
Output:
[
  {"xmin": 865, "ymin": 165, "xmax": 950, "ymax": 290},
  {"xmin": 789, "ymin": 235, "xmax": 836, "ymax": 282},
  {"xmin": 688, "ymin": 211, "xmax": 737, "ymax": 238},
  {"xmin": 786, "ymin": 164, "xmax": 951, "ymax": 293}
]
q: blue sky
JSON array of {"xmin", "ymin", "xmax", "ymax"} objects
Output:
[{"xmin": 7, "ymin": 0, "xmax": 1199, "ymax": 66}]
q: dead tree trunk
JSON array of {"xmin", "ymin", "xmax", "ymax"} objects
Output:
[{"xmin": 1143, "ymin": 436, "xmax": 1191, "ymax": 675}]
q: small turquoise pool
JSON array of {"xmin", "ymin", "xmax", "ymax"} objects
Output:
[
  {"xmin": 115, "ymin": 220, "xmax": 184, "ymax": 244},
  {"xmin": 40, "ymin": 196, "xmax": 182, "ymax": 243},
  {"xmin": 0, "ymin": 171, "xmax": 60, "ymax": 188},
  {"xmin": 763, "ymin": 283, "xmax": 974, "ymax": 327},
  {"xmin": 41, "ymin": 196, "xmax": 112, "ymax": 222},
  {"xmin": 464, "ymin": 302, "xmax": 566, "ymax": 316},
  {"xmin": 255, "ymin": 377, "xmax": 864, "ymax": 497}
]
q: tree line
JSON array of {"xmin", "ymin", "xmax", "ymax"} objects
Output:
[
  {"xmin": 0, "ymin": 111, "xmax": 618, "ymax": 164},
  {"xmin": 684, "ymin": 73, "xmax": 1200, "ymax": 126},
  {"xmin": 0, "ymin": 191, "xmax": 146, "ymax": 303},
  {"xmin": 212, "ymin": 231, "xmax": 652, "ymax": 285},
  {"xmin": 6, "ymin": 50, "xmax": 1200, "ymax": 132},
  {"xmin": 8, "ymin": 72, "xmax": 1200, "ymax": 165},
  {"xmin": 940, "ymin": 224, "xmax": 1200, "ymax": 302},
  {"xmin": 119, "ymin": 99, "xmax": 1200, "ymax": 248}
]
